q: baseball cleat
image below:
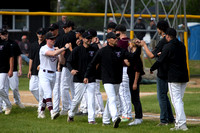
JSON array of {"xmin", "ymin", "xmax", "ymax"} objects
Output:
[
  {"xmin": 113, "ymin": 117, "xmax": 121, "ymax": 128},
  {"xmin": 121, "ymin": 116, "xmax": 133, "ymax": 122},
  {"xmin": 67, "ymin": 116, "xmax": 74, "ymax": 122},
  {"xmin": 88, "ymin": 121, "xmax": 97, "ymax": 125},
  {"xmin": 170, "ymin": 124, "xmax": 188, "ymax": 131},
  {"xmin": 51, "ymin": 111, "xmax": 60, "ymax": 120},
  {"xmin": 38, "ymin": 111, "xmax": 45, "ymax": 119},
  {"xmin": 5, "ymin": 107, "xmax": 12, "ymax": 115}
]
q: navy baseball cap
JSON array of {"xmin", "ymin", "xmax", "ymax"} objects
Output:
[
  {"xmin": 82, "ymin": 32, "xmax": 92, "ymax": 39},
  {"xmin": 76, "ymin": 27, "xmax": 85, "ymax": 34},
  {"xmin": 45, "ymin": 32, "xmax": 56, "ymax": 39},
  {"xmin": 106, "ymin": 32, "xmax": 117, "ymax": 39},
  {"xmin": 88, "ymin": 29, "xmax": 97, "ymax": 37},
  {"xmin": 63, "ymin": 20, "xmax": 75, "ymax": 28},
  {"xmin": 36, "ymin": 27, "xmax": 46, "ymax": 35},
  {"xmin": 48, "ymin": 23, "xmax": 59, "ymax": 31},
  {"xmin": 0, "ymin": 29, "xmax": 8, "ymax": 35}
]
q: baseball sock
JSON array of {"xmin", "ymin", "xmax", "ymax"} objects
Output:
[
  {"xmin": 46, "ymin": 98, "xmax": 53, "ymax": 111},
  {"xmin": 41, "ymin": 98, "xmax": 46, "ymax": 111}
]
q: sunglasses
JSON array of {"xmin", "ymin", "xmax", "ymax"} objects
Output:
[{"xmin": 1, "ymin": 32, "xmax": 8, "ymax": 35}]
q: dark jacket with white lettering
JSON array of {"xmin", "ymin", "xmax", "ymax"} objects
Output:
[
  {"xmin": 67, "ymin": 44, "xmax": 98, "ymax": 83},
  {"xmin": 150, "ymin": 38, "xmax": 189, "ymax": 83},
  {"xmin": 85, "ymin": 44, "xmax": 139, "ymax": 84}
]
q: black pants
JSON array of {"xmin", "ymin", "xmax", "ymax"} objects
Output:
[{"xmin": 129, "ymin": 75, "xmax": 143, "ymax": 119}]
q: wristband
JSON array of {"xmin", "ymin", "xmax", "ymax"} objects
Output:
[{"xmin": 64, "ymin": 46, "xmax": 67, "ymax": 50}]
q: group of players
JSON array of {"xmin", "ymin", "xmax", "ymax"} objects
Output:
[{"xmin": 0, "ymin": 17, "xmax": 189, "ymax": 130}]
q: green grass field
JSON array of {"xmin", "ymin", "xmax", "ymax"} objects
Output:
[{"xmin": 3, "ymin": 61, "xmax": 199, "ymax": 132}]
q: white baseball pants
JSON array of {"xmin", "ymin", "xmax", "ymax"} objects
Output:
[
  {"xmin": 60, "ymin": 67, "xmax": 74, "ymax": 111},
  {"xmin": 53, "ymin": 71, "xmax": 61, "ymax": 113},
  {"xmin": 68, "ymin": 82, "xmax": 96, "ymax": 122},
  {"xmin": 4, "ymin": 71, "xmax": 21, "ymax": 104},
  {"xmin": 118, "ymin": 67, "xmax": 132, "ymax": 118},
  {"xmin": 38, "ymin": 70, "xmax": 56, "ymax": 99},
  {"xmin": 0, "ymin": 73, "xmax": 12, "ymax": 108},
  {"xmin": 29, "ymin": 75, "xmax": 39, "ymax": 102},
  {"xmin": 95, "ymin": 79, "xmax": 104, "ymax": 115},
  {"xmin": 168, "ymin": 82, "xmax": 187, "ymax": 127},
  {"xmin": 103, "ymin": 84, "xmax": 120, "ymax": 123}
]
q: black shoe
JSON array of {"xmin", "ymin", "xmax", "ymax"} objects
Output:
[
  {"xmin": 113, "ymin": 117, "xmax": 121, "ymax": 128},
  {"xmin": 67, "ymin": 116, "xmax": 74, "ymax": 122}
]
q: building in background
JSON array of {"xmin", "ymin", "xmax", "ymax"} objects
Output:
[{"xmin": 0, "ymin": 0, "xmax": 51, "ymax": 43}]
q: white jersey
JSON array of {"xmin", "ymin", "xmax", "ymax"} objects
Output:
[{"xmin": 39, "ymin": 45, "xmax": 58, "ymax": 72}]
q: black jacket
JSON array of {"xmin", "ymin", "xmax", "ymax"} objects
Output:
[
  {"xmin": 85, "ymin": 45, "xmax": 140, "ymax": 84},
  {"xmin": 67, "ymin": 44, "xmax": 98, "ymax": 83},
  {"xmin": 150, "ymin": 38, "xmax": 189, "ymax": 83}
]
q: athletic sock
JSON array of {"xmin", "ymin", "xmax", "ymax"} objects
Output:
[
  {"xmin": 41, "ymin": 98, "xmax": 46, "ymax": 111},
  {"xmin": 46, "ymin": 98, "xmax": 53, "ymax": 111}
]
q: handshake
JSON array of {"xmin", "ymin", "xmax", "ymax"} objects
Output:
[{"xmin": 130, "ymin": 38, "xmax": 146, "ymax": 47}]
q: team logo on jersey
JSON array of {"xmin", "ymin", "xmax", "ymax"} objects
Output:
[
  {"xmin": 115, "ymin": 51, "xmax": 121, "ymax": 57},
  {"xmin": 0, "ymin": 45, "xmax": 4, "ymax": 50},
  {"xmin": 50, "ymin": 56, "xmax": 57, "ymax": 62},
  {"xmin": 89, "ymin": 51, "xmax": 94, "ymax": 57}
]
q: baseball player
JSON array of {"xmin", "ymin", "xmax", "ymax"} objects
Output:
[
  {"xmin": 0, "ymin": 29, "xmax": 25, "ymax": 110},
  {"xmin": 88, "ymin": 29, "xmax": 104, "ymax": 117},
  {"xmin": 0, "ymin": 29, "xmax": 14, "ymax": 115},
  {"xmin": 59, "ymin": 21, "xmax": 77, "ymax": 115},
  {"xmin": 28, "ymin": 28, "xmax": 46, "ymax": 113},
  {"xmin": 115, "ymin": 24, "xmax": 133, "ymax": 122},
  {"xmin": 85, "ymin": 32, "xmax": 141, "ymax": 128},
  {"xmin": 48, "ymin": 23, "xmax": 63, "ymax": 114},
  {"xmin": 38, "ymin": 32, "xmax": 70, "ymax": 120},
  {"xmin": 67, "ymin": 32, "xmax": 98, "ymax": 124},
  {"xmin": 150, "ymin": 28, "xmax": 189, "ymax": 131}
]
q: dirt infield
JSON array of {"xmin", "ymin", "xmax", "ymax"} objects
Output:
[{"xmin": 8, "ymin": 91, "xmax": 156, "ymax": 106}]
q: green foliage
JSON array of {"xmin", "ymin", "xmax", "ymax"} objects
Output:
[{"xmin": 186, "ymin": 0, "xmax": 200, "ymax": 15}]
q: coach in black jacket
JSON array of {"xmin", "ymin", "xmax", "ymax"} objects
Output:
[
  {"xmin": 150, "ymin": 28, "xmax": 189, "ymax": 131},
  {"xmin": 84, "ymin": 32, "xmax": 140, "ymax": 128},
  {"xmin": 67, "ymin": 32, "xmax": 98, "ymax": 124}
]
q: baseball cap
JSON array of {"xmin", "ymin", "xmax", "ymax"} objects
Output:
[
  {"xmin": 45, "ymin": 32, "xmax": 56, "ymax": 39},
  {"xmin": 76, "ymin": 27, "xmax": 85, "ymax": 34},
  {"xmin": 107, "ymin": 22, "xmax": 117, "ymax": 29},
  {"xmin": 36, "ymin": 27, "xmax": 46, "ymax": 35},
  {"xmin": 63, "ymin": 20, "xmax": 75, "ymax": 28},
  {"xmin": 115, "ymin": 24, "xmax": 126, "ymax": 32},
  {"xmin": 88, "ymin": 29, "xmax": 97, "ymax": 37},
  {"xmin": 138, "ymin": 16, "xmax": 142, "ymax": 20},
  {"xmin": 82, "ymin": 32, "xmax": 92, "ymax": 39},
  {"xmin": 106, "ymin": 32, "xmax": 117, "ymax": 39},
  {"xmin": 0, "ymin": 29, "xmax": 8, "ymax": 35},
  {"xmin": 48, "ymin": 23, "xmax": 59, "ymax": 31}
]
